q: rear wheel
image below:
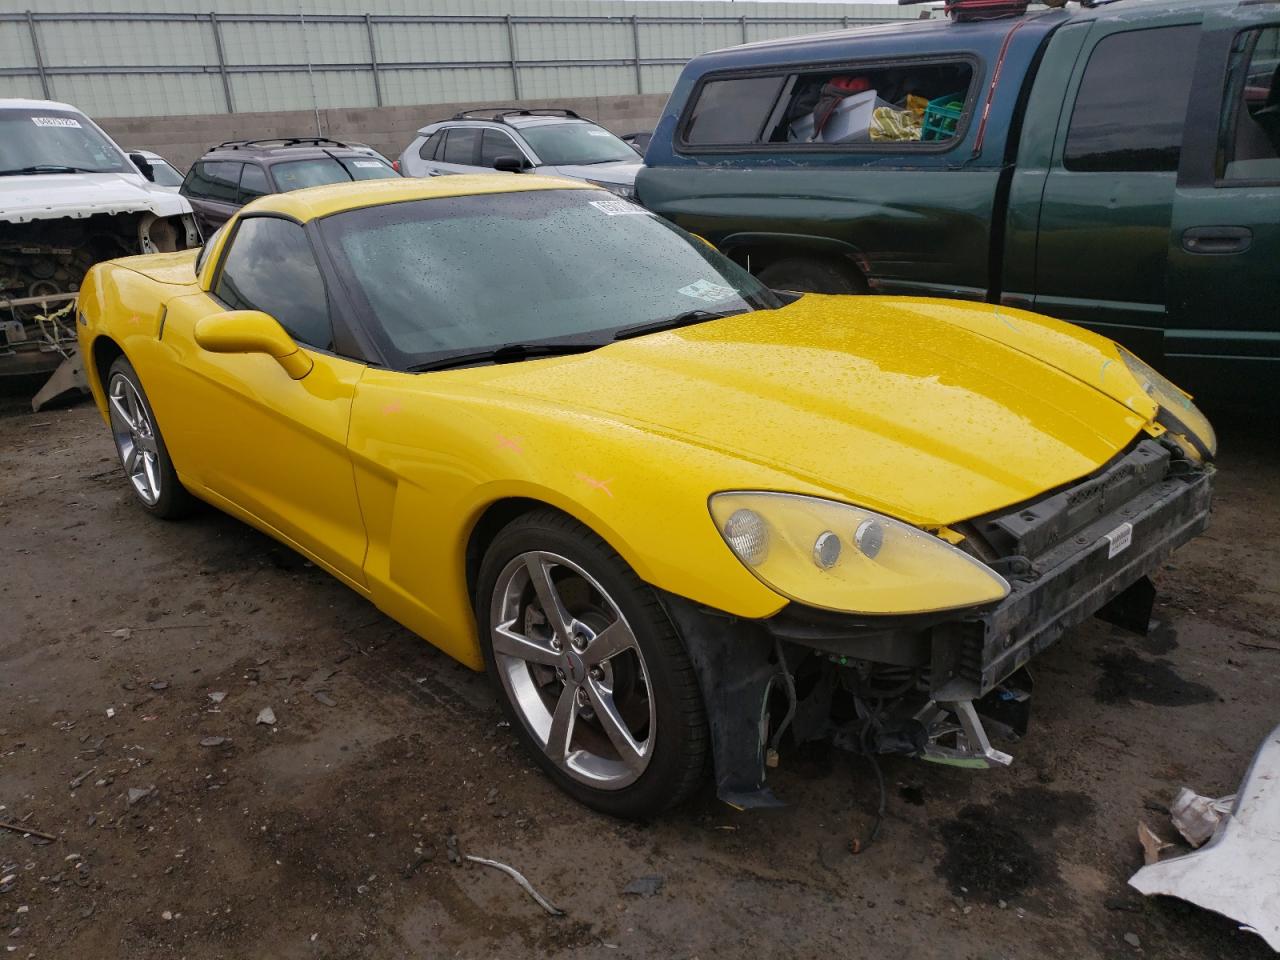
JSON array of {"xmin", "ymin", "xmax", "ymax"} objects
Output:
[
  {"xmin": 476, "ymin": 510, "xmax": 707, "ymax": 818},
  {"xmin": 106, "ymin": 356, "xmax": 193, "ymax": 519},
  {"xmin": 757, "ymin": 255, "xmax": 866, "ymax": 294}
]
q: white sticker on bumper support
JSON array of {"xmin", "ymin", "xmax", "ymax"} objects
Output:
[{"xmin": 1103, "ymin": 522, "xmax": 1133, "ymax": 559}]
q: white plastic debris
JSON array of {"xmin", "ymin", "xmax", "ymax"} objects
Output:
[
  {"xmin": 1130, "ymin": 724, "xmax": 1280, "ymax": 951},
  {"xmin": 1169, "ymin": 787, "xmax": 1236, "ymax": 848},
  {"xmin": 256, "ymin": 707, "xmax": 276, "ymax": 726}
]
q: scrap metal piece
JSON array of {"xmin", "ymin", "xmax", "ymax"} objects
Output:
[
  {"xmin": 464, "ymin": 855, "xmax": 564, "ymax": 917},
  {"xmin": 917, "ymin": 700, "xmax": 1014, "ymax": 769},
  {"xmin": 1129, "ymin": 724, "xmax": 1280, "ymax": 951},
  {"xmin": 30, "ymin": 349, "xmax": 88, "ymax": 411}
]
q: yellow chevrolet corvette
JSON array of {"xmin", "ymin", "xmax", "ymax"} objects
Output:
[{"xmin": 77, "ymin": 175, "xmax": 1215, "ymax": 817}]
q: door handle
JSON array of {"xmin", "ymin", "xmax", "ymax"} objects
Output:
[{"xmin": 1181, "ymin": 226, "xmax": 1252, "ymax": 255}]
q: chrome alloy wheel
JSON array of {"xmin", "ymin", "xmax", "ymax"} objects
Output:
[
  {"xmin": 107, "ymin": 373, "xmax": 162, "ymax": 506},
  {"xmin": 490, "ymin": 550, "xmax": 656, "ymax": 789}
]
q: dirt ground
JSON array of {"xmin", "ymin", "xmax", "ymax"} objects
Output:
[{"xmin": 2, "ymin": 394, "xmax": 1277, "ymax": 960}]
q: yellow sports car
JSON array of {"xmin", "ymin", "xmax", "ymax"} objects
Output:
[{"xmin": 77, "ymin": 175, "xmax": 1215, "ymax": 818}]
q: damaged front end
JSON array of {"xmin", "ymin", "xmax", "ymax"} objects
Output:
[
  {"xmin": 1, "ymin": 209, "xmax": 198, "ymax": 407},
  {"xmin": 663, "ymin": 436, "xmax": 1214, "ymax": 809}
]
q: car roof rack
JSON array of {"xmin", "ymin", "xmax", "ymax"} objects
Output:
[
  {"xmin": 449, "ymin": 107, "xmax": 582, "ymax": 123},
  {"xmin": 209, "ymin": 137, "xmax": 354, "ymax": 151}
]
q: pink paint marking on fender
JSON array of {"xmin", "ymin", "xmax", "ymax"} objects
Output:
[
  {"xmin": 382, "ymin": 401, "xmax": 402, "ymax": 415},
  {"xmin": 575, "ymin": 472, "xmax": 613, "ymax": 497},
  {"xmin": 496, "ymin": 433, "xmax": 523, "ymax": 454}
]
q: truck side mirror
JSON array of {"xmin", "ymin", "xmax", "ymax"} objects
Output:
[{"xmin": 129, "ymin": 152, "xmax": 156, "ymax": 182}]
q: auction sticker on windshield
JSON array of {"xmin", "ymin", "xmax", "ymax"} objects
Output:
[
  {"xmin": 678, "ymin": 279, "xmax": 737, "ymax": 304},
  {"xmin": 589, "ymin": 200, "xmax": 650, "ymax": 216},
  {"xmin": 32, "ymin": 117, "xmax": 82, "ymax": 128},
  {"xmin": 352, "ymin": 160, "xmax": 383, "ymax": 168}
]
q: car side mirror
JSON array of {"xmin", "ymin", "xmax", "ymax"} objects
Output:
[
  {"xmin": 129, "ymin": 152, "xmax": 155, "ymax": 182},
  {"xmin": 193, "ymin": 310, "xmax": 313, "ymax": 379},
  {"xmin": 493, "ymin": 155, "xmax": 528, "ymax": 173}
]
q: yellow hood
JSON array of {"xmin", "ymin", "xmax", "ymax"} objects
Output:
[{"xmin": 482, "ymin": 295, "xmax": 1150, "ymax": 527}]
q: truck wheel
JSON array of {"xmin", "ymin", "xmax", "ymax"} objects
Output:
[
  {"xmin": 476, "ymin": 509, "xmax": 708, "ymax": 819},
  {"xmin": 757, "ymin": 256, "xmax": 866, "ymax": 294},
  {"xmin": 106, "ymin": 356, "xmax": 194, "ymax": 519}
]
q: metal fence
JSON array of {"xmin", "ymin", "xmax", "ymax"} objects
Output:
[{"xmin": 0, "ymin": 2, "xmax": 921, "ymax": 118}]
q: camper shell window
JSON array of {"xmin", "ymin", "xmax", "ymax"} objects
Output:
[{"xmin": 679, "ymin": 57, "xmax": 977, "ymax": 151}]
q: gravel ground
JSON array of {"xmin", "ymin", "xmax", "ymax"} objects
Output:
[{"xmin": 2, "ymin": 396, "xmax": 1277, "ymax": 960}]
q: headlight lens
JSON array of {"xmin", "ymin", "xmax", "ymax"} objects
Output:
[
  {"xmin": 709, "ymin": 492, "xmax": 1009, "ymax": 615},
  {"xmin": 586, "ymin": 179, "xmax": 635, "ymax": 199},
  {"xmin": 1118, "ymin": 348, "xmax": 1216, "ymax": 459}
]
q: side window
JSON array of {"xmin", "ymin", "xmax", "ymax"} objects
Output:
[
  {"xmin": 1064, "ymin": 26, "xmax": 1200, "ymax": 172},
  {"xmin": 441, "ymin": 127, "xmax": 480, "ymax": 165},
  {"xmin": 685, "ymin": 76, "xmax": 786, "ymax": 145},
  {"xmin": 1223, "ymin": 26, "xmax": 1280, "ymax": 182},
  {"xmin": 337, "ymin": 156, "xmax": 399, "ymax": 181},
  {"xmin": 238, "ymin": 163, "xmax": 269, "ymax": 203},
  {"xmin": 682, "ymin": 60, "xmax": 975, "ymax": 148},
  {"xmin": 479, "ymin": 129, "xmax": 522, "ymax": 166},
  {"xmin": 418, "ymin": 132, "xmax": 440, "ymax": 160},
  {"xmin": 213, "ymin": 217, "xmax": 332, "ymax": 350},
  {"xmin": 194, "ymin": 223, "xmax": 226, "ymax": 275},
  {"xmin": 184, "ymin": 160, "xmax": 242, "ymax": 201}
]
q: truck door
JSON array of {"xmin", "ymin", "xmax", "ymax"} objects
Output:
[
  {"xmin": 1166, "ymin": 14, "xmax": 1280, "ymax": 404},
  {"xmin": 1031, "ymin": 15, "xmax": 1203, "ymax": 361}
]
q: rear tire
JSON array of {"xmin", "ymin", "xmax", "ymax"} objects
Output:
[
  {"xmin": 757, "ymin": 255, "xmax": 866, "ymax": 294},
  {"xmin": 106, "ymin": 356, "xmax": 194, "ymax": 519},
  {"xmin": 476, "ymin": 509, "xmax": 707, "ymax": 819}
]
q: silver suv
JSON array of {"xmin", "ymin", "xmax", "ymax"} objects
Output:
[{"xmin": 398, "ymin": 108, "xmax": 641, "ymax": 198}]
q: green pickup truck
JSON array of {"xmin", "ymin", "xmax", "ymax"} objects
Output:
[{"xmin": 637, "ymin": 0, "xmax": 1280, "ymax": 404}]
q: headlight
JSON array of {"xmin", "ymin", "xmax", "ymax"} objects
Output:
[
  {"xmin": 709, "ymin": 492, "xmax": 1009, "ymax": 615},
  {"xmin": 586, "ymin": 179, "xmax": 635, "ymax": 199},
  {"xmin": 1118, "ymin": 348, "xmax": 1216, "ymax": 459}
]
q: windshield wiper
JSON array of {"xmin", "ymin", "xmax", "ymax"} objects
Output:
[
  {"xmin": 611, "ymin": 308, "xmax": 746, "ymax": 341},
  {"xmin": 0, "ymin": 164, "xmax": 106, "ymax": 176},
  {"xmin": 408, "ymin": 340, "xmax": 606, "ymax": 373}
]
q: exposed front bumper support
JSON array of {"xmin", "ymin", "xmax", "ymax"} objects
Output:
[
  {"xmin": 932, "ymin": 466, "xmax": 1213, "ymax": 701},
  {"xmin": 664, "ymin": 463, "xmax": 1213, "ymax": 810}
]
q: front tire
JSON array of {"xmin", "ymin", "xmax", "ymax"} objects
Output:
[
  {"xmin": 106, "ymin": 356, "xmax": 193, "ymax": 519},
  {"xmin": 476, "ymin": 509, "xmax": 707, "ymax": 818}
]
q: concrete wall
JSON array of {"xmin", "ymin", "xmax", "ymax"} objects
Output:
[
  {"xmin": 99, "ymin": 93, "xmax": 671, "ymax": 172},
  {"xmin": 2, "ymin": 1, "xmax": 919, "ymax": 119}
]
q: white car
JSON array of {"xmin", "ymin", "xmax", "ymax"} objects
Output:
[
  {"xmin": 398, "ymin": 108, "xmax": 641, "ymax": 198},
  {"xmin": 0, "ymin": 98, "xmax": 196, "ymax": 393},
  {"xmin": 127, "ymin": 149, "xmax": 185, "ymax": 192}
]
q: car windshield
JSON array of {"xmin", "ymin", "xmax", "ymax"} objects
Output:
[
  {"xmin": 0, "ymin": 107, "xmax": 130, "ymax": 174},
  {"xmin": 518, "ymin": 122, "xmax": 638, "ymax": 165},
  {"xmin": 271, "ymin": 156, "xmax": 398, "ymax": 192},
  {"xmin": 148, "ymin": 159, "xmax": 185, "ymax": 187},
  {"xmin": 319, "ymin": 188, "xmax": 779, "ymax": 367}
]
